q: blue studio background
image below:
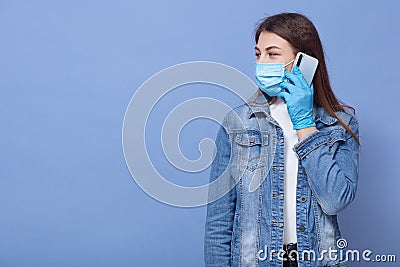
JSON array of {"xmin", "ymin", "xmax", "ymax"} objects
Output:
[{"xmin": 1, "ymin": 1, "xmax": 399, "ymax": 266}]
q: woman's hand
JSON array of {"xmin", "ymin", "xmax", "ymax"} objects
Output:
[{"xmin": 277, "ymin": 65, "xmax": 317, "ymax": 130}]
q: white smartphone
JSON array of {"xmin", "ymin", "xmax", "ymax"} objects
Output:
[{"xmin": 292, "ymin": 52, "xmax": 319, "ymax": 86}]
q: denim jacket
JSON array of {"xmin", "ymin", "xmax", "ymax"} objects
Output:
[{"xmin": 204, "ymin": 93, "xmax": 360, "ymax": 267}]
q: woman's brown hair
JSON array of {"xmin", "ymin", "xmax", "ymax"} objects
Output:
[{"xmin": 254, "ymin": 13, "xmax": 360, "ymax": 146}]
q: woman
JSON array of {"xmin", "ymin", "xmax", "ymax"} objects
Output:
[{"xmin": 204, "ymin": 13, "xmax": 360, "ymax": 267}]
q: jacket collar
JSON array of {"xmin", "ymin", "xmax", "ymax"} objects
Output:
[{"xmin": 247, "ymin": 91, "xmax": 338, "ymax": 125}]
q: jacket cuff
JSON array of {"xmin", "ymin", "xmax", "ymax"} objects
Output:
[{"xmin": 292, "ymin": 129, "xmax": 326, "ymax": 160}]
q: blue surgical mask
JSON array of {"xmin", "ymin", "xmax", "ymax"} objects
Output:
[{"xmin": 254, "ymin": 59, "xmax": 295, "ymax": 96}]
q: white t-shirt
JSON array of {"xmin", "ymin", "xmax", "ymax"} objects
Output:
[{"xmin": 269, "ymin": 97, "xmax": 298, "ymax": 245}]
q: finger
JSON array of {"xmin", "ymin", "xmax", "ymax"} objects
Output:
[
  {"xmin": 277, "ymin": 91, "xmax": 290, "ymax": 101},
  {"xmin": 310, "ymin": 83, "xmax": 314, "ymax": 94},
  {"xmin": 280, "ymin": 81, "xmax": 297, "ymax": 94},
  {"xmin": 293, "ymin": 66, "xmax": 309, "ymax": 88},
  {"xmin": 284, "ymin": 70, "xmax": 302, "ymax": 86}
]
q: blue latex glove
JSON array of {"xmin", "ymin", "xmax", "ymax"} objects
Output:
[{"xmin": 277, "ymin": 65, "xmax": 316, "ymax": 130}]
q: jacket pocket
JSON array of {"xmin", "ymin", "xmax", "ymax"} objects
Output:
[
  {"xmin": 234, "ymin": 129, "xmax": 270, "ymax": 192},
  {"xmin": 235, "ymin": 129, "xmax": 269, "ymax": 172}
]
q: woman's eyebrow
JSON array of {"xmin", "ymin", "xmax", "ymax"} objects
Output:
[{"xmin": 254, "ymin": 46, "xmax": 281, "ymax": 51}]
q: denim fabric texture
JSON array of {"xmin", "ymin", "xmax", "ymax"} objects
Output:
[{"xmin": 204, "ymin": 93, "xmax": 360, "ymax": 267}]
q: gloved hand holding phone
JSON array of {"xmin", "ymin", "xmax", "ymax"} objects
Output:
[{"xmin": 277, "ymin": 65, "xmax": 316, "ymax": 130}]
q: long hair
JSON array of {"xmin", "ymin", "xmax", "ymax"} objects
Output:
[{"xmin": 254, "ymin": 13, "xmax": 360, "ymax": 146}]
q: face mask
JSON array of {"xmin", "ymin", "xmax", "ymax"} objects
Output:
[{"xmin": 254, "ymin": 58, "xmax": 294, "ymax": 96}]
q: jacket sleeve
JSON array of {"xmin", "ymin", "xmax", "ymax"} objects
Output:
[
  {"xmin": 292, "ymin": 115, "xmax": 360, "ymax": 215},
  {"xmin": 204, "ymin": 121, "xmax": 236, "ymax": 267}
]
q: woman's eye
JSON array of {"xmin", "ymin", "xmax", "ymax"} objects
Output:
[
  {"xmin": 268, "ymin": 53, "xmax": 279, "ymax": 57},
  {"xmin": 255, "ymin": 53, "xmax": 260, "ymax": 58}
]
